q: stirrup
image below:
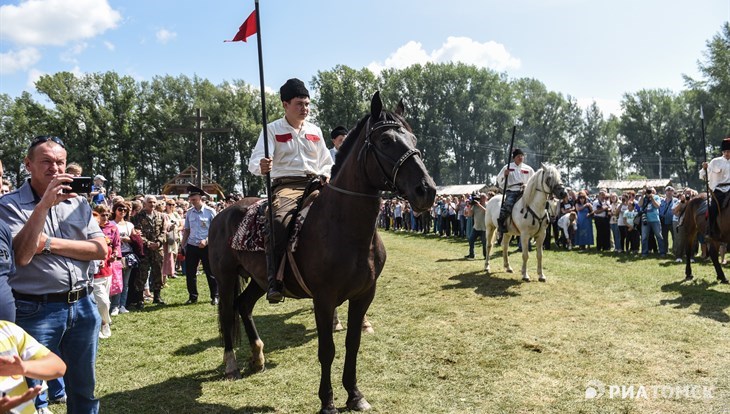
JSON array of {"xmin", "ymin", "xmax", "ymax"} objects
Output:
[{"xmin": 266, "ymin": 280, "xmax": 284, "ymax": 303}]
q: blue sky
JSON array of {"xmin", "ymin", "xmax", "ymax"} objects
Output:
[{"xmin": 1, "ymin": 0, "xmax": 728, "ymax": 116}]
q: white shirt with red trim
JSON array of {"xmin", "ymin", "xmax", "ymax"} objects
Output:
[
  {"xmin": 248, "ymin": 118, "xmax": 333, "ymax": 179},
  {"xmin": 496, "ymin": 162, "xmax": 535, "ymax": 190},
  {"xmin": 700, "ymin": 156, "xmax": 730, "ymax": 192}
]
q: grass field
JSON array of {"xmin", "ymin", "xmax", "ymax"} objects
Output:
[{"xmin": 57, "ymin": 231, "xmax": 730, "ymax": 413}]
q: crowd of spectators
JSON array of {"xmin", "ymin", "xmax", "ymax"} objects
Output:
[{"xmin": 377, "ymin": 185, "xmax": 707, "ymax": 262}]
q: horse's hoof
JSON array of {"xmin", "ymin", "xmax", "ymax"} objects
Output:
[
  {"xmin": 224, "ymin": 369, "xmax": 242, "ymax": 380},
  {"xmin": 506, "ymin": 268, "xmax": 514, "ymax": 273},
  {"xmin": 522, "ymin": 276, "xmax": 531, "ymax": 282},
  {"xmin": 684, "ymin": 276, "xmax": 694, "ymax": 281},
  {"xmin": 538, "ymin": 276, "xmax": 546, "ymax": 282},
  {"xmin": 333, "ymin": 322, "xmax": 344, "ymax": 332},
  {"xmin": 362, "ymin": 324, "xmax": 375, "ymax": 334},
  {"xmin": 248, "ymin": 359, "xmax": 265, "ymax": 373},
  {"xmin": 720, "ymin": 278, "xmax": 729, "ymax": 285},
  {"xmin": 319, "ymin": 407, "xmax": 339, "ymax": 414},
  {"xmin": 347, "ymin": 397, "xmax": 372, "ymax": 411}
]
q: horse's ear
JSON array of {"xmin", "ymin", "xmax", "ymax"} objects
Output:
[
  {"xmin": 395, "ymin": 99, "xmax": 406, "ymax": 116},
  {"xmin": 371, "ymin": 91, "xmax": 383, "ymax": 119},
  {"xmin": 541, "ymin": 162, "xmax": 547, "ymax": 169}
]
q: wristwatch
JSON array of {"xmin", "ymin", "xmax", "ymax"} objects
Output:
[{"xmin": 42, "ymin": 237, "xmax": 52, "ymax": 255}]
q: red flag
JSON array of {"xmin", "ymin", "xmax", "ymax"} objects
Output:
[{"xmin": 226, "ymin": 10, "xmax": 257, "ymax": 42}]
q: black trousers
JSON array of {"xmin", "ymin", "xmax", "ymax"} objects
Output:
[{"xmin": 185, "ymin": 244, "xmax": 218, "ymax": 301}]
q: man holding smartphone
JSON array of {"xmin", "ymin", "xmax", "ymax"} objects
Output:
[{"xmin": 0, "ymin": 135, "xmax": 106, "ymax": 414}]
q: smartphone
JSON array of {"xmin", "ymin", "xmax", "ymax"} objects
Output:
[{"xmin": 63, "ymin": 176, "xmax": 93, "ymax": 194}]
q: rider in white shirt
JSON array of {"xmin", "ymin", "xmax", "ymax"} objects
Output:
[{"xmin": 496, "ymin": 149, "xmax": 535, "ymax": 234}]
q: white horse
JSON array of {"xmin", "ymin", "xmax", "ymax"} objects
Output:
[{"xmin": 484, "ymin": 163, "xmax": 567, "ymax": 282}]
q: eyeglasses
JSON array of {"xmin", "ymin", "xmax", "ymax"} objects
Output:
[
  {"xmin": 166, "ymin": 203, "xmax": 175, "ymax": 206},
  {"xmin": 116, "ymin": 207, "xmax": 128, "ymax": 211},
  {"xmin": 29, "ymin": 136, "xmax": 65, "ymax": 151}
]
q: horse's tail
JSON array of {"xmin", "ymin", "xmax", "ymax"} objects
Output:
[
  {"xmin": 220, "ymin": 268, "xmax": 244, "ymax": 347},
  {"xmin": 680, "ymin": 197, "xmax": 706, "ymax": 257},
  {"xmin": 210, "ymin": 200, "xmax": 252, "ymax": 348}
]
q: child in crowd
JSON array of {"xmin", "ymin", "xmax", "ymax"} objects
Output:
[
  {"xmin": 92, "ymin": 206, "xmax": 120, "ymax": 339},
  {"xmin": 557, "ymin": 211, "xmax": 577, "ymax": 250},
  {"xmin": 0, "ymin": 320, "xmax": 66, "ymax": 414}
]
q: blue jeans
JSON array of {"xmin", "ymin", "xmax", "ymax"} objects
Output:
[
  {"xmin": 611, "ymin": 223, "xmax": 621, "ymax": 251},
  {"xmin": 468, "ymin": 229, "xmax": 487, "ymax": 257},
  {"xmin": 110, "ymin": 265, "xmax": 132, "ymax": 309},
  {"xmin": 641, "ymin": 220, "xmax": 665, "ymax": 255},
  {"xmin": 15, "ymin": 294, "xmax": 101, "ymax": 413}
]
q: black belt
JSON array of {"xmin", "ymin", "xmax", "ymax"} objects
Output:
[
  {"xmin": 272, "ymin": 175, "xmax": 317, "ymax": 188},
  {"xmin": 13, "ymin": 287, "xmax": 91, "ymax": 304}
]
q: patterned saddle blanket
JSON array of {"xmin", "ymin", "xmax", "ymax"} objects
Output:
[{"xmin": 229, "ymin": 196, "xmax": 316, "ymax": 253}]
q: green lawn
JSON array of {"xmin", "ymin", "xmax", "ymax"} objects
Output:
[{"xmin": 59, "ymin": 231, "xmax": 730, "ymax": 413}]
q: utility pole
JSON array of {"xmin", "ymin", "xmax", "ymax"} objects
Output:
[{"xmin": 167, "ymin": 108, "xmax": 232, "ymax": 189}]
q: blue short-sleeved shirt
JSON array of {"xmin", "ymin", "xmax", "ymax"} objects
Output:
[
  {"xmin": 184, "ymin": 204, "xmax": 217, "ymax": 246},
  {"xmin": 0, "ymin": 180, "xmax": 104, "ymax": 295}
]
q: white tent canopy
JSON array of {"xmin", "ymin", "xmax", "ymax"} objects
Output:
[{"xmin": 436, "ymin": 184, "xmax": 489, "ymax": 196}]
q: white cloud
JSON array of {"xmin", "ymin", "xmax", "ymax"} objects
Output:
[
  {"xmin": 367, "ymin": 36, "xmax": 521, "ymax": 74},
  {"xmin": 103, "ymin": 41, "xmax": 115, "ymax": 51},
  {"xmin": 155, "ymin": 29, "xmax": 177, "ymax": 45},
  {"xmin": 0, "ymin": 0, "xmax": 121, "ymax": 46},
  {"xmin": 0, "ymin": 47, "xmax": 41, "ymax": 74},
  {"xmin": 26, "ymin": 67, "xmax": 45, "ymax": 89},
  {"xmin": 60, "ymin": 42, "xmax": 88, "ymax": 64}
]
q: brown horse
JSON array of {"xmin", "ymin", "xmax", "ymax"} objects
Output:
[
  {"xmin": 680, "ymin": 196, "xmax": 730, "ymax": 284},
  {"xmin": 208, "ymin": 91, "xmax": 436, "ymax": 414}
]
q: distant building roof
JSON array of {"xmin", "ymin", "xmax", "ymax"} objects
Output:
[
  {"xmin": 436, "ymin": 184, "xmax": 488, "ymax": 195},
  {"xmin": 596, "ymin": 179, "xmax": 672, "ymax": 191}
]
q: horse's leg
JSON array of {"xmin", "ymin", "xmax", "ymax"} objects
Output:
[
  {"xmin": 314, "ymin": 300, "xmax": 338, "ymax": 414},
  {"xmin": 520, "ymin": 234, "xmax": 531, "ymax": 282},
  {"xmin": 219, "ymin": 273, "xmax": 242, "ymax": 380},
  {"xmin": 685, "ymin": 232, "xmax": 695, "ymax": 281},
  {"xmin": 484, "ymin": 226, "xmax": 493, "ymax": 273},
  {"xmin": 502, "ymin": 233, "xmax": 513, "ymax": 273},
  {"xmin": 343, "ymin": 291, "xmax": 375, "ymax": 412},
  {"xmin": 709, "ymin": 242, "xmax": 730, "ymax": 284},
  {"xmin": 333, "ymin": 308, "xmax": 344, "ymax": 332},
  {"xmin": 238, "ymin": 281, "xmax": 266, "ymax": 373},
  {"xmin": 361, "ymin": 315, "xmax": 374, "ymax": 334},
  {"xmin": 535, "ymin": 230, "xmax": 547, "ymax": 282}
]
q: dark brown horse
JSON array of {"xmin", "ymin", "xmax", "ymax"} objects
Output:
[
  {"xmin": 208, "ymin": 91, "xmax": 437, "ymax": 414},
  {"xmin": 680, "ymin": 196, "xmax": 730, "ymax": 283}
]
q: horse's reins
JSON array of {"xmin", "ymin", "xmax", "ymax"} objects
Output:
[
  {"xmin": 328, "ymin": 117, "xmax": 421, "ymax": 198},
  {"xmin": 521, "ymin": 169, "xmax": 562, "ymax": 234}
]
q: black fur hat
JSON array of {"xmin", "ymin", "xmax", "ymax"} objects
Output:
[
  {"xmin": 279, "ymin": 78, "xmax": 309, "ymax": 102},
  {"xmin": 330, "ymin": 126, "xmax": 348, "ymax": 140},
  {"xmin": 721, "ymin": 137, "xmax": 730, "ymax": 152}
]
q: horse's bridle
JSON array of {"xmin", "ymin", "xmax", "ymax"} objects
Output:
[
  {"xmin": 534, "ymin": 169, "xmax": 563, "ymax": 197},
  {"xmin": 328, "ymin": 117, "xmax": 422, "ymax": 198}
]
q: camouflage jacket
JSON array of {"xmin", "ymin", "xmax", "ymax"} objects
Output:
[{"xmin": 133, "ymin": 210, "xmax": 166, "ymax": 249}]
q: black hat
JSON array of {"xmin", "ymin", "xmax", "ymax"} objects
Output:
[
  {"xmin": 512, "ymin": 148, "xmax": 525, "ymax": 158},
  {"xmin": 330, "ymin": 126, "xmax": 348, "ymax": 140},
  {"xmin": 279, "ymin": 78, "xmax": 309, "ymax": 102},
  {"xmin": 722, "ymin": 137, "xmax": 730, "ymax": 152},
  {"xmin": 187, "ymin": 184, "xmax": 207, "ymax": 197}
]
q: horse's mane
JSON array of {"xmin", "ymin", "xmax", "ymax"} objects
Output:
[{"xmin": 330, "ymin": 110, "xmax": 411, "ymax": 179}]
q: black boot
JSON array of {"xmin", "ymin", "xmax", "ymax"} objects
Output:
[
  {"xmin": 266, "ymin": 250, "xmax": 284, "ymax": 304},
  {"xmin": 267, "ymin": 280, "xmax": 284, "ymax": 303},
  {"xmin": 153, "ymin": 290, "xmax": 166, "ymax": 305}
]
